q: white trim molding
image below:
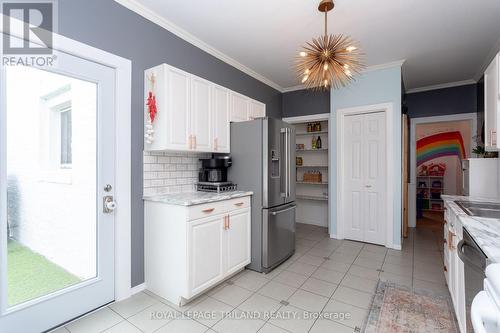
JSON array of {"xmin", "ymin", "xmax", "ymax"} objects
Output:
[
  {"xmin": 114, "ymin": 0, "xmax": 283, "ymax": 92},
  {"xmin": 283, "ymin": 113, "xmax": 330, "ymax": 123},
  {"xmin": 336, "ymin": 103, "xmax": 395, "ymax": 249},
  {"xmin": 0, "ymin": 14, "xmax": 132, "ymax": 302},
  {"xmin": 408, "ymin": 113, "xmax": 477, "ymax": 228},
  {"xmin": 406, "ymin": 79, "xmax": 477, "ymax": 94}
]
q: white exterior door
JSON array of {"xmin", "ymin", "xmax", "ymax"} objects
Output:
[
  {"xmin": 343, "ymin": 112, "xmax": 386, "ymax": 245},
  {"xmin": 167, "ymin": 67, "xmax": 190, "ymax": 150},
  {"xmin": 226, "ymin": 209, "xmax": 251, "ymax": 275},
  {"xmin": 190, "ymin": 76, "xmax": 212, "ymax": 151},
  {"xmin": 188, "ymin": 216, "xmax": 224, "ymax": 295},
  {"xmin": 212, "ymin": 85, "xmax": 230, "ymax": 153},
  {"xmin": 0, "ymin": 49, "xmax": 116, "ymax": 332}
]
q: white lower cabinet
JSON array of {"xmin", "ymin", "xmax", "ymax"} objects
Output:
[
  {"xmin": 226, "ymin": 209, "xmax": 251, "ymax": 275},
  {"xmin": 443, "ymin": 202, "xmax": 467, "ymax": 333},
  {"xmin": 145, "ymin": 196, "xmax": 251, "ymax": 306},
  {"xmin": 188, "ymin": 215, "xmax": 225, "ymax": 295}
]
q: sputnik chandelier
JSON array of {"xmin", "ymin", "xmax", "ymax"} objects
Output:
[{"xmin": 296, "ymin": 0, "xmax": 364, "ymax": 90}]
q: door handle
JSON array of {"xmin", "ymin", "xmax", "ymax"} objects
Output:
[
  {"xmin": 202, "ymin": 208, "xmax": 215, "ymax": 213},
  {"xmin": 270, "ymin": 204, "xmax": 296, "ymax": 215},
  {"xmin": 103, "ymin": 196, "xmax": 116, "ymax": 213}
]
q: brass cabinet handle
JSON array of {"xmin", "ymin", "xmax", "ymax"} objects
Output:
[
  {"xmin": 234, "ymin": 202, "xmax": 244, "ymax": 206},
  {"xmin": 444, "ymin": 265, "xmax": 447, "ymax": 272},
  {"xmin": 202, "ymin": 208, "xmax": 215, "ymax": 213},
  {"xmin": 194, "ymin": 135, "xmax": 197, "ymax": 149},
  {"xmin": 228, "ymin": 215, "xmax": 230, "ymax": 229},
  {"xmin": 214, "ymin": 137, "xmax": 218, "ymax": 151}
]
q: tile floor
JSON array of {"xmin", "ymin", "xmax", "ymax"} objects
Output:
[{"xmin": 52, "ymin": 223, "xmax": 448, "ymax": 333}]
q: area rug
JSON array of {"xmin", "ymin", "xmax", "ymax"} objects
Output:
[{"xmin": 364, "ymin": 281, "xmax": 458, "ymax": 333}]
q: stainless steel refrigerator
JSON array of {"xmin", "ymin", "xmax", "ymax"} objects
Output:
[{"xmin": 229, "ymin": 117, "xmax": 296, "ymax": 273}]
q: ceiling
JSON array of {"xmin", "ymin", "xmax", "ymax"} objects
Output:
[{"xmin": 125, "ymin": 0, "xmax": 500, "ymax": 92}]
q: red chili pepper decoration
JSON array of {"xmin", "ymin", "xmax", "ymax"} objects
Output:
[{"xmin": 146, "ymin": 91, "xmax": 157, "ymax": 123}]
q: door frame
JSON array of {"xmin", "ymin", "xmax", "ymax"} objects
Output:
[
  {"xmin": 408, "ymin": 113, "xmax": 477, "ymax": 228},
  {"xmin": 0, "ymin": 14, "xmax": 133, "ymax": 314},
  {"xmin": 336, "ymin": 103, "xmax": 395, "ymax": 248},
  {"xmin": 283, "ymin": 113, "xmax": 331, "ymax": 235}
]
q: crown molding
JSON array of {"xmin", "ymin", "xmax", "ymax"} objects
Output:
[
  {"xmin": 405, "ymin": 79, "xmax": 477, "ymax": 94},
  {"xmin": 282, "ymin": 60, "xmax": 406, "ymax": 92},
  {"xmin": 113, "ymin": 0, "xmax": 284, "ymax": 92},
  {"xmin": 474, "ymin": 36, "xmax": 500, "ymax": 82}
]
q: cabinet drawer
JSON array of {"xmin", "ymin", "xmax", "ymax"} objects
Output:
[
  {"xmin": 188, "ymin": 201, "xmax": 226, "ymax": 220},
  {"xmin": 225, "ymin": 196, "xmax": 250, "ymax": 211}
]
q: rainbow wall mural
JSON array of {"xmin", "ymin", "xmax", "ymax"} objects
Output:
[{"xmin": 417, "ymin": 131, "xmax": 466, "ymax": 166}]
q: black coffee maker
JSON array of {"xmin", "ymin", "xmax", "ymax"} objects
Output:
[{"xmin": 198, "ymin": 154, "xmax": 232, "ymax": 183}]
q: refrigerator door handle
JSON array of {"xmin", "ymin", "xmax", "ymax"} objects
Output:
[
  {"xmin": 280, "ymin": 128, "xmax": 288, "ymax": 198},
  {"xmin": 286, "ymin": 128, "xmax": 291, "ymax": 198}
]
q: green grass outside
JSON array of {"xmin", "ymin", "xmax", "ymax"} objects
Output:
[{"xmin": 7, "ymin": 240, "xmax": 81, "ymax": 306}]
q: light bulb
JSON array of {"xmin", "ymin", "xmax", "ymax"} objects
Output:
[
  {"xmin": 299, "ymin": 51, "xmax": 307, "ymax": 57},
  {"xmin": 302, "ymin": 75, "xmax": 309, "ymax": 83},
  {"xmin": 323, "ymin": 63, "xmax": 328, "ymax": 71},
  {"xmin": 304, "ymin": 69, "xmax": 310, "ymax": 74},
  {"xmin": 344, "ymin": 64, "xmax": 349, "ymax": 69},
  {"xmin": 346, "ymin": 46, "xmax": 357, "ymax": 52},
  {"xmin": 324, "ymin": 79, "xmax": 328, "ymax": 87},
  {"xmin": 345, "ymin": 69, "xmax": 352, "ymax": 76}
]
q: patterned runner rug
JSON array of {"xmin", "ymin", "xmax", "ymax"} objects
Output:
[{"xmin": 364, "ymin": 281, "xmax": 459, "ymax": 333}]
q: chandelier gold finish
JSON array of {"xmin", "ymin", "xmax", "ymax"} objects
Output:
[{"xmin": 296, "ymin": 0, "xmax": 364, "ymax": 90}]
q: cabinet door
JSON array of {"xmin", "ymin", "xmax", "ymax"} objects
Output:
[
  {"xmin": 226, "ymin": 209, "xmax": 251, "ymax": 275},
  {"xmin": 190, "ymin": 76, "xmax": 212, "ymax": 151},
  {"xmin": 188, "ymin": 215, "xmax": 225, "ymax": 296},
  {"xmin": 212, "ymin": 85, "xmax": 230, "ymax": 153},
  {"xmin": 230, "ymin": 92, "xmax": 249, "ymax": 122},
  {"xmin": 167, "ymin": 67, "xmax": 191, "ymax": 150},
  {"xmin": 484, "ymin": 54, "xmax": 499, "ymax": 150},
  {"xmin": 248, "ymin": 100, "xmax": 266, "ymax": 120}
]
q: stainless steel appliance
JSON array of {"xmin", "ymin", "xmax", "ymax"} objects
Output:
[
  {"xmin": 458, "ymin": 227, "xmax": 488, "ymax": 332},
  {"xmin": 229, "ymin": 117, "xmax": 296, "ymax": 273}
]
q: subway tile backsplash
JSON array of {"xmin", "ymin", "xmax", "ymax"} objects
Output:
[{"xmin": 143, "ymin": 151, "xmax": 210, "ymax": 196}]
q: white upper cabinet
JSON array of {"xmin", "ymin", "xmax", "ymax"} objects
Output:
[
  {"xmin": 144, "ymin": 63, "xmax": 265, "ymax": 152},
  {"xmin": 230, "ymin": 92, "xmax": 250, "ymax": 122},
  {"xmin": 190, "ymin": 76, "xmax": 213, "ymax": 152},
  {"xmin": 144, "ymin": 64, "xmax": 190, "ymax": 151},
  {"xmin": 212, "ymin": 85, "xmax": 230, "ymax": 153},
  {"xmin": 484, "ymin": 52, "xmax": 500, "ymax": 150},
  {"xmin": 248, "ymin": 100, "xmax": 266, "ymax": 120}
]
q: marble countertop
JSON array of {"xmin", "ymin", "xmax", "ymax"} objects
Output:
[
  {"xmin": 442, "ymin": 195, "xmax": 500, "ymax": 263},
  {"xmin": 143, "ymin": 191, "xmax": 253, "ymax": 206}
]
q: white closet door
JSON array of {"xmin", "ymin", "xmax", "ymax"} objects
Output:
[
  {"xmin": 343, "ymin": 112, "xmax": 386, "ymax": 245},
  {"xmin": 343, "ymin": 114, "xmax": 365, "ymax": 242},
  {"xmin": 363, "ymin": 112, "xmax": 386, "ymax": 245}
]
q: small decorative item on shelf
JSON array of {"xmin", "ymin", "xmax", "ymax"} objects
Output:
[
  {"xmin": 418, "ymin": 181, "xmax": 427, "ymax": 188},
  {"xmin": 303, "ymin": 171, "xmax": 322, "ymax": 183},
  {"xmin": 431, "ymin": 180, "xmax": 442, "ymax": 188},
  {"xmin": 316, "ymin": 136, "xmax": 322, "ymax": 149},
  {"xmin": 428, "ymin": 163, "xmax": 446, "ymax": 176},
  {"xmin": 306, "ymin": 122, "xmax": 322, "ymax": 132},
  {"xmin": 430, "ymin": 189, "xmax": 441, "ymax": 199},
  {"xmin": 418, "ymin": 165, "xmax": 428, "ymax": 176},
  {"xmin": 296, "ymin": 157, "xmax": 303, "ymax": 166},
  {"xmin": 312, "ymin": 136, "xmax": 317, "ymax": 149},
  {"xmin": 296, "ymin": 143, "xmax": 305, "ymax": 150}
]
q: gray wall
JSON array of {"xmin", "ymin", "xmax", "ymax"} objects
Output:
[
  {"xmin": 58, "ymin": 0, "xmax": 282, "ymax": 286},
  {"xmin": 282, "ymin": 89, "xmax": 330, "ymax": 117},
  {"xmin": 405, "ymin": 84, "xmax": 477, "ymax": 118}
]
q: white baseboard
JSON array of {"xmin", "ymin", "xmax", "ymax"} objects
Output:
[
  {"xmin": 391, "ymin": 244, "xmax": 402, "ymax": 250},
  {"xmin": 329, "ymin": 233, "xmax": 341, "ymax": 239},
  {"xmin": 130, "ymin": 283, "xmax": 146, "ymax": 295}
]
